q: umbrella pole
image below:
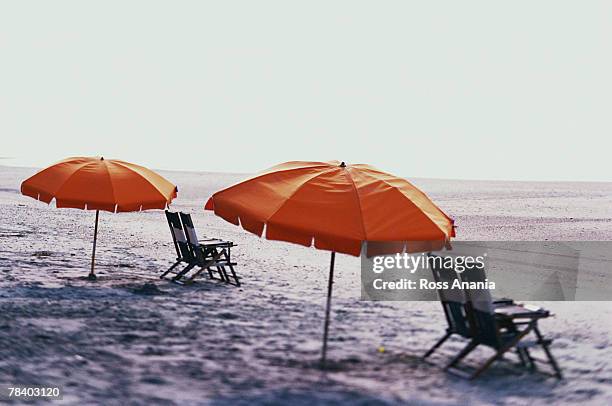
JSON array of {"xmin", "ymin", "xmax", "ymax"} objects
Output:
[
  {"xmin": 88, "ymin": 210, "xmax": 99, "ymax": 280},
  {"xmin": 321, "ymin": 251, "xmax": 336, "ymax": 367}
]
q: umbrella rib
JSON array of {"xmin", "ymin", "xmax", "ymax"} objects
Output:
[
  {"xmin": 53, "ymin": 162, "xmax": 116, "ymax": 208},
  {"xmin": 263, "ymin": 167, "xmax": 340, "ymax": 234},
  {"xmin": 344, "ymin": 167, "xmax": 368, "ymax": 241},
  {"xmin": 25, "ymin": 160, "xmax": 93, "ymax": 198},
  {"xmin": 358, "ymin": 167, "xmax": 453, "ymax": 221},
  {"xmin": 361, "ymin": 171, "xmax": 452, "ymax": 238},
  {"xmin": 212, "ymin": 163, "xmax": 336, "ymax": 200},
  {"xmin": 110, "ymin": 160, "xmax": 174, "ymax": 203},
  {"xmin": 23, "ymin": 157, "xmax": 86, "ymax": 181},
  {"xmin": 100, "ymin": 160, "xmax": 117, "ymax": 209}
]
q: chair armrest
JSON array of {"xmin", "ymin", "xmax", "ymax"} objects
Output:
[
  {"xmin": 493, "ymin": 297, "xmax": 514, "ymax": 305},
  {"xmin": 494, "ymin": 304, "xmax": 550, "ymax": 319},
  {"xmin": 199, "ymin": 240, "xmax": 234, "ymax": 248}
]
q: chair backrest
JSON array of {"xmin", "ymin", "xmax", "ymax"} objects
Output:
[
  {"xmin": 165, "ymin": 211, "xmax": 193, "ymax": 261},
  {"xmin": 179, "ymin": 212, "xmax": 200, "ymax": 246},
  {"xmin": 179, "ymin": 212, "xmax": 211, "ymax": 265},
  {"xmin": 460, "ymin": 266, "xmax": 500, "ymax": 347},
  {"xmin": 429, "ymin": 255, "xmax": 472, "ymax": 338}
]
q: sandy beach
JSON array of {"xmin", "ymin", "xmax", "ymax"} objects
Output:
[{"xmin": 1, "ymin": 165, "xmax": 611, "ymax": 405}]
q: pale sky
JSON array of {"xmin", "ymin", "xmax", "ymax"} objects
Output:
[{"xmin": 1, "ymin": 1, "xmax": 610, "ymax": 181}]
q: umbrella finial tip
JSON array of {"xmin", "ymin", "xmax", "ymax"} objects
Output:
[
  {"xmin": 340, "ymin": 161, "xmax": 346, "ymax": 167},
  {"xmin": 100, "ymin": 156, "xmax": 104, "ymax": 161}
]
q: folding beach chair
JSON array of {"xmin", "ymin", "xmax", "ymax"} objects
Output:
[
  {"xmin": 448, "ymin": 267, "xmax": 562, "ymax": 380},
  {"xmin": 423, "ymin": 255, "xmax": 473, "ymax": 358},
  {"xmin": 160, "ymin": 210, "xmax": 196, "ymax": 280},
  {"xmin": 425, "ymin": 255, "xmax": 514, "ymax": 359},
  {"xmin": 176, "ymin": 212, "xmax": 240, "ymax": 286}
]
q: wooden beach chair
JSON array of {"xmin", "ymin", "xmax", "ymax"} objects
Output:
[
  {"xmin": 448, "ymin": 267, "xmax": 562, "ymax": 380},
  {"xmin": 424, "ymin": 255, "xmax": 514, "ymax": 359},
  {"xmin": 160, "ymin": 210, "xmax": 196, "ymax": 280},
  {"xmin": 423, "ymin": 255, "xmax": 473, "ymax": 358},
  {"xmin": 176, "ymin": 212, "xmax": 240, "ymax": 286}
]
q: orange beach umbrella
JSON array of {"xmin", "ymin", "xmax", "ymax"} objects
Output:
[
  {"xmin": 205, "ymin": 160, "xmax": 454, "ymax": 364},
  {"xmin": 21, "ymin": 156, "xmax": 178, "ymax": 278}
]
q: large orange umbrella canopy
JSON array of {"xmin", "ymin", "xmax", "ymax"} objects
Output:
[
  {"xmin": 21, "ymin": 156, "xmax": 177, "ymax": 212},
  {"xmin": 205, "ymin": 160, "xmax": 454, "ymax": 365},
  {"xmin": 205, "ymin": 160, "xmax": 454, "ymax": 256}
]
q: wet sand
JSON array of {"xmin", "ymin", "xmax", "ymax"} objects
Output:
[{"xmin": 0, "ymin": 165, "xmax": 611, "ymax": 405}]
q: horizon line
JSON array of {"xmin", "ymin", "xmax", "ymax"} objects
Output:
[{"xmin": 2, "ymin": 163, "xmax": 611, "ymax": 185}]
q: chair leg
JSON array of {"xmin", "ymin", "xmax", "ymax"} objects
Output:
[
  {"xmin": 218, "ymin": 249, "xmax": 230, "ymax": 282},
  {"xmin": 470, "ymin": 349, "xmax": 507, "ymax": 380},
  {"xmin": 160, "ymin": 260, "xmax": 182, "ymax": 278},
  {"xmin": 226, "ymin": 263, "xmax": 240, "ymax": 287},
  {"xmin": 172, "ymin": 263, "xmax": 195, "ymax": 282},
  {"xmin": 445, "ymin": 340, "xmax": 478, "ymax": 370},
  {"xmin": 186, "ymin": 254, "xmax": 226, "ymax": 283},
  {"xmin": 424, "ymin": 331, "xmax": 452, "ymax": 359},
  {"xmin": 469, "ymin": 323, "xmax": 535, "ymax": 380},
  {"xmin": 543, "ymin": 347, "xmax": 562, "ymax": 379},
  {"xmin": 206, "ymin": 248, "xmax": 225, "ymax": 281},
  {"xmin": 187, "ymin": 265, "xmax": 211, "ymax": 283},
  {"xmin": 205, "ymin": 265, "xmax": 225, "ymax": 282},
  {"xmin": 522, "ymin": 347, "xmax": 536, "ymax": 370},
  {"xmin": 218, "ymin": 264, "xmax": 230, "ymax": 282},
  {"xmin": 208, "ymin": 265, "xmax": 222, "ymax": 281},
  {"xmin": 534, "ymin": 326, "xmax": 563, "ymax": 379},
  {"xmin": 220, "ymin": 249, "xmax": 240, "ymax": 286},
  {"xmin": 207, "ymin": 266, "xmax": 216, "ymax": 280},
  {"xmin": 516, "ymin": 348, "xmax": 528, "ymax": 367}
]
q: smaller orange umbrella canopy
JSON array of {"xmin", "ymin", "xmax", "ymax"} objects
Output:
[
  {"xmin": 21, "ymin": 156, "xmax": 177, "ymax": 212},
  {"xmin": 21, "ymin": 156, "xmax": 177, "ymax": 278}
]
